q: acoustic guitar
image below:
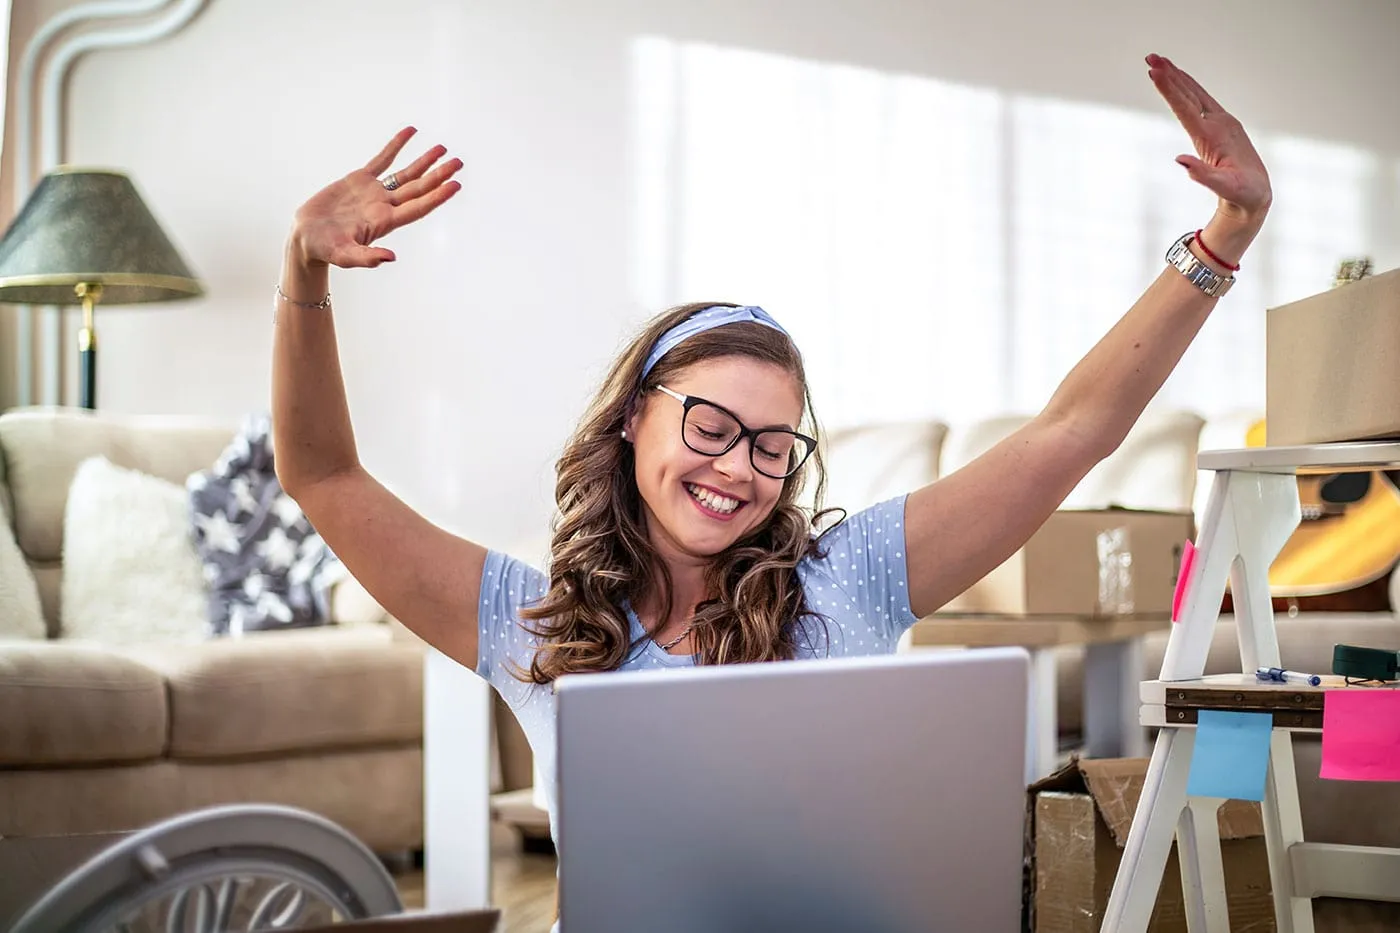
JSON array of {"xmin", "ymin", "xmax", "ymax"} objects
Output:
[
  {"xmin": 1221, "ymin": 257, "xmax": 1400, "ymax": 614},
  {"xmin": 1243, "ymin": 418, "xmax": 1400, "ymax": 604}
]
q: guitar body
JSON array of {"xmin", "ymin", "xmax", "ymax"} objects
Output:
[
  {"xmin": 1236, "ymin": 419, "xmax": 1400, "ymax": 612},
  {"xmin": 1221, "ymin": 576, "xmax": 1393, "ymax": 615}
]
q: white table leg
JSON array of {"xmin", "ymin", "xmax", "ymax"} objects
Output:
[
  {"xmin": 1101, "ymin": 728, "xmax": 1195, "ymax": 932},
  {"xmin": 1083, "ymin": 637, "xmax": 1146, "ymax": 760},
  {"xmin": 423, "ymin": 647, "xmax": 493, "ymax": 910},
  {"xmin": 1026, "ymin": 647, "xmax": 1058, "ymax": 785},
  {"xmin": 1177, "ymin": 796, "xmax": 1230, "ymax": 932}
]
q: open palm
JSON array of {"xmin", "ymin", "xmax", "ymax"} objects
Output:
[
  {"xmin": 1148, "ymin": 54, "xmax": 1271, "ymax": 226},
  {"xmin": 293, "ymin": 127, "xmax": 463, "ymax": 269}
]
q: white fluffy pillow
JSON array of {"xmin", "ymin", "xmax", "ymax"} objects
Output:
[
  {"xmin": 61, "ymin": 456, "xmax": 209, "ymax": 644},
  {"xmin": 0, "ymin": 510, "xmax": 45, "ymax": 640}
]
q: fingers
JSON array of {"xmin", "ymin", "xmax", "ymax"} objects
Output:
[
  {"xmin": 1148, "ymin": 61, "xmax": 1206, "ymax": 130},
  {"xmin": 348, "ymin": 129, "xmax": 464, "ymax": 256},
  {"xmin": 1175, "ymin": 154, "xmax": 1230, "ymax": 195},
  {"xmin": 329, "ymin": 243, "xmax": 397, "ymax": 269},
  {"xmin": 391, "ymin": 156, "xmax": 463, "ymax": 205},
  {"xmin": 386, "ymin": 144, "xmax": 450, "ymax": 193},
  {"xmin": 392, "ymin": 178, "xmax": 462, "ymax": 228},
  {"xmin": 1162, "ymin": 56, "xmax": 1225, "ymax": 114},
  {"xmin": 365, "ymin": 126, "xmax": 417, "ymax": 176},
  {"xmin": 1147, "ymin": 53, "xmax": 1228, "ymax": 124}
]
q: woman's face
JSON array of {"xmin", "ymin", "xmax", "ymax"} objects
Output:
[{"xmin": 626, "ymin": 356, "xmax": 805, "ymax": 563}]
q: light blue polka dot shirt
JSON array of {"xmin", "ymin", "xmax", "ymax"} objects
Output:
[{"xmin": 475, "ymin": 494, "xmax": 917, "ymax": 844}]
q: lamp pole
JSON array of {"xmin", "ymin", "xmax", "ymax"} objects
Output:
[{"xmin": 75, "ymin": 281, "xmax": 100, "ymax": 409}]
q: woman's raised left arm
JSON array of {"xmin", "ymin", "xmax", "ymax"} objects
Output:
[{"xmin": 901, "ymin": 54, "xmax": 1272, "ymax": 618}]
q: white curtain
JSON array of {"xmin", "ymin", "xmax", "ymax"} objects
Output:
[{"xmin": 631, "ymin": 39, "xmax": 1381, "ymax": 432}]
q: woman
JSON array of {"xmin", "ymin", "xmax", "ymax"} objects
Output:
[{"xmin": 272, "ymin": 53, "xmax": 1270, "ymax": 842}]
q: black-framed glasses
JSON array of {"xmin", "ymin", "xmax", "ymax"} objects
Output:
[{"xmin": 653, "ymin": 385, "xmax": 816, "ymax": 479}]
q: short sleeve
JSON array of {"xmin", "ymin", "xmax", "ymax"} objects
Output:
[
  {"xmin": 803, "ymin": 494, "xmax": 916, "ymax": 641},
  {"xmin": 476, "ymin": 550, "xmax": 550, "ymax": 687}
]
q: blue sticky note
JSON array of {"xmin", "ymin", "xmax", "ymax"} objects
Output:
[{"xmin": 1186, "ymin": 710, "xmax": 1273, "ymax": 801}]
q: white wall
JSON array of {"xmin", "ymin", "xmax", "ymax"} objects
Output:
[{"xmin": 43, "ymin": 0, "xmax": 1400, "ymax": 553}]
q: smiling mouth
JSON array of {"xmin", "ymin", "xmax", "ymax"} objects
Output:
[{"xmin": 684, "ymin": 482, "xmax": 745, "ymax": 517}]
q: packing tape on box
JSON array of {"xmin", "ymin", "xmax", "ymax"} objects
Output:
[{"xmin": 1095, "ymin": 526, "xmax": 1135, "ymax": 615}]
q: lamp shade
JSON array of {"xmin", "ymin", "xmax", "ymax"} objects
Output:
[{"xmin": 0, "ymin": 167, "xmax": 203, "ymax": 305}]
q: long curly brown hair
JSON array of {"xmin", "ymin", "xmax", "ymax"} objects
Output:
[{"xmin": 515, "ymin": 302, "xmax": 837, "ymax": 684}]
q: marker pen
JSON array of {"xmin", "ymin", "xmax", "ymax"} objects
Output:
[{"xmin": 1255, "ymin": 667, "xmax": 1322, "ymax": 687}]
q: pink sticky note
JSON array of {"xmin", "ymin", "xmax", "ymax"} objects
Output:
[
  {"xmin": 1320, "ymin": 690, "xmax": 1400, "ymax": 781},
  {"xmin": 1171, "ymin": 539, "xmax": 1197, "ymax": 623}
]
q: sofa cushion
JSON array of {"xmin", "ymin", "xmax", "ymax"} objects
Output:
[
  {"xmin": 60, "ymin": 456, "xmax": 208, "ymax": 644},
  {"xmin": 0, "ymin": 642, "xmax": 167, "ymax": 765},
  {"xmin": 940, "ymin": 410, "xmax": 1204, "ymax": 512},
  {"xmin": 1065, "ymin": 410, "xmax": 1205, "ymax": 512},
  {"xmin": 0, "ymin": 510, "xmax": 44, "ymax": 640},
  {"xmin": 817, "ymin": 421, "xmax": 948, "ymax": 515},
  {"xmin": 119, "ymin": 627, "xmax": 423, "ymax": 759},
  {"xmin": 0, "ymin": 408, "xmax": 233, "ymax": 564}
]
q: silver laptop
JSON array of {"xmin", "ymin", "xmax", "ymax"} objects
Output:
[{"xmin": 556, "ymin": 646, "xmax": 1030, "ymax": 933}]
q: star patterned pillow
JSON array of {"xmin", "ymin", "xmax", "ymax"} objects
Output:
[{"xmin": 187, "ymin": 412, "xmax": 346, "ymax": 636}]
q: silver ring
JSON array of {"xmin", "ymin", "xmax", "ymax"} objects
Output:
[{"xmin": 382, "ymin": 172, "xmax": 400, "ymax": 191}]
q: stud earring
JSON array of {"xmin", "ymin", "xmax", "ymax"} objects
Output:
[{"xmin": 620, "ymin": 429, "xmax": 627, "ymax": 440}]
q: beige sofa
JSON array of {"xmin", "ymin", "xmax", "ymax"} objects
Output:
[{"xmin": 0, "ymin": 407, "xmax": 430, "ymax": 854}]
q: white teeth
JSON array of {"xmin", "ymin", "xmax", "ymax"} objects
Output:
[{"xmin": 687, "ymin": 483, "xmax": 739, "ymax": 514}]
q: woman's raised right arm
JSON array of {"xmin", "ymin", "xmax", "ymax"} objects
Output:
[{"xmin": 272, "ymin": 127, "xmax": 484, "ymax": 670}]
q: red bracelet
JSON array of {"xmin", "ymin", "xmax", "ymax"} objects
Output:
[{"xmin": 1193, "ymin": 229, "xmax": 1240, "ymax": 272}]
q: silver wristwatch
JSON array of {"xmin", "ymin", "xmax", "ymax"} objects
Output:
[{"xmin": 1166, "ymin": 232, "xmax": 1235, "ymax": 298}]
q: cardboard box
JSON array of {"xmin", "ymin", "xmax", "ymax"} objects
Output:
[
  {"xmin": 1027, "ymin": 757, "xmax": 1272, "ymax": 933},
  {"xmin": 0, "ymin": 832, "xmax": 499, "ymax": 933},
  {"xmin": 1266, "ymin": 267, "xmax": 1400, "ymax": 446},
  {"xmin": 940, "ymin": 508, "xmax": 1195, "ymax": 617}
]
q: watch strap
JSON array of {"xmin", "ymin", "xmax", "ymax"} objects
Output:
[{"xmin": 1166, "ymin": 232, "xmax": 1235, "ymax": 298}]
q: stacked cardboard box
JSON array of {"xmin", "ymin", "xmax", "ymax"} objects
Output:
[{"xmin": 1266, "ymin": 267, "xmax": 1400, "ymax": 446}]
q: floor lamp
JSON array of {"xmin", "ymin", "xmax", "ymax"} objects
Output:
[{"xmin": 0, "ymin": 167, "xmax": 203, "ymax": 409}]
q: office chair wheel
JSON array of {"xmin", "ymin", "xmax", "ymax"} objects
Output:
[{"xmin": 10, "ymin": 804, "xmax": 403, "ymax": 933}]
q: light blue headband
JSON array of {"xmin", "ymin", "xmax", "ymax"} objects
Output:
[{"xmin": 640, "ymin": 304, "xmax": 791, "ymax": 379}]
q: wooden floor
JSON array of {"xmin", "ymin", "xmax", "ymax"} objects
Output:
[{"xmin": 394, "ymin": 823, "xmax": 558, "ymax": 933}]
